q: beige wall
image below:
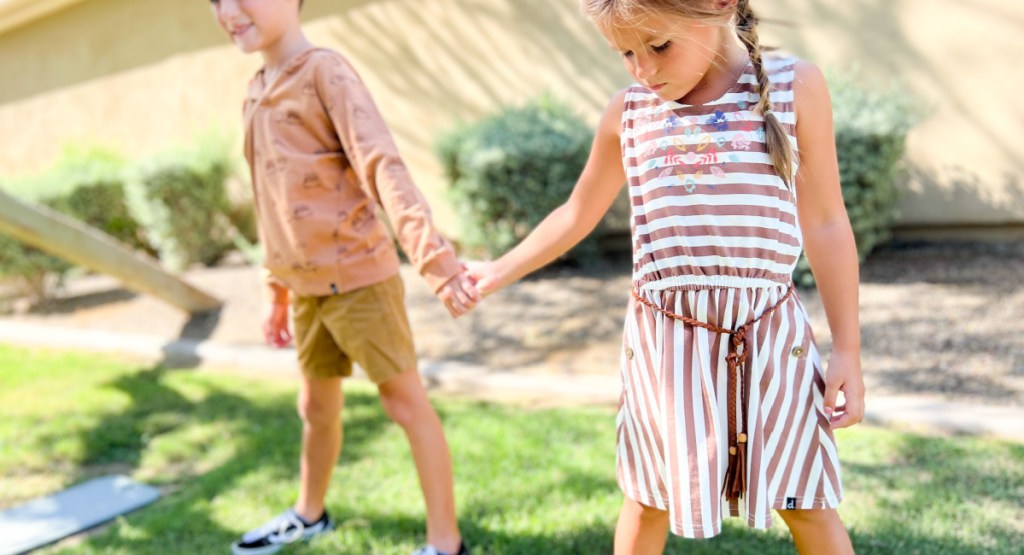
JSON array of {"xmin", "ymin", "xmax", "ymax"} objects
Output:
[
  {"xmin": 1, "ymin": 0, "xmax": 1021, "ymax": 233},
  {"xmin": 0, "ymin": 0, "xmax": 627, "ymax": 235},
  {"xmin": 757, "ymin": 0, "xmax": 1024, "ymax": 228}
]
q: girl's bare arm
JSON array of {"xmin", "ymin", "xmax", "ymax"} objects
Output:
[
  {"xmin": 793, "ymin": 61, "xmax": 865, "ymax": 428},
  {"xmin": 472, "ymin": 90, "xmax": 630, "ymax": 293}
]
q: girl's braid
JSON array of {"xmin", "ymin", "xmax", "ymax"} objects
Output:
[{"xmin": 735, "ymin": 0, "xmax": 794, "ymax": 186}]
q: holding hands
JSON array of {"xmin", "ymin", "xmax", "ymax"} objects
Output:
[
  {"xmin": 436, "ymin": 264, "xmax": 484, "ymax": 318},
  {"xmin": 437, "ymin": 259, "xmax": 510, "ymax": 318}
]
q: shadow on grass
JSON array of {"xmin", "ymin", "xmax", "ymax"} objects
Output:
[
  {"xmin": 54, "ymin": 367, "xmax": 1023, "ymax": 554},
  {"xmin": 55, "ymin": 364, "xmax": 394, "ymax": 553},
  {"xmin": 843, "ymin": 433, "xmax": 1024, "ymax": 554},
  {"xmin": 316, "ymin": 510, "xmax": 801, "ymax": 554}
]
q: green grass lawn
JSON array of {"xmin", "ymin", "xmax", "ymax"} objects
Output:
[{"xmin": 1, "ymin": 345, "xmax": 1021, "ymax": 554}]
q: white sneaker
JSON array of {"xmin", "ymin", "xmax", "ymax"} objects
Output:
[
  {"xmin": 411, "ymin": 541, "xmax": 469, "ymax": 555},
  {"xmin": 230, "ymin": 508, "xmax": 334, "ymax": 555}
]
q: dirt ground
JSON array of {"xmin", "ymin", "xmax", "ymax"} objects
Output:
[{"xmin": 5, "ymin": 240, "xmax": 1023, "ymax": 405}]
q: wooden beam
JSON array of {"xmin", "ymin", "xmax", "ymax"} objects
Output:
[{"xmin": 0, "ymin": 189, "xmax": 222, "ymax": 314}]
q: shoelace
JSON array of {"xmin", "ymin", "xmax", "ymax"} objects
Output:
[
  {"xmin": 276, "ymin": 511, "xmax": 307, "ymax": 543},
  {"xmin": 248, "ymin": 511, "xmax": 306, "ymax": 544}
]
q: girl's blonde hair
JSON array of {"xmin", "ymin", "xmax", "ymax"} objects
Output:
[{"xmin": 583, "ymin": 0, "xmax": 794, "ymax": 186}]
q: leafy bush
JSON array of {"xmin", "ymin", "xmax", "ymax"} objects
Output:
[
  {"xmin": 0, "ymin": 234, "xmax": 71, "ymax": 301},
  {"xmin": 436, "ymin": 95, "xmax": 604, "ymax": 265},
  {"xmin": 0, "ymin": 146, "xmax": 144, "ymax": 299},
  {"xmin": 0, "ymin": 134, "xmax": 249, "ymax": 302},
  {"xmin": 43, "ymin": 146, "xmax": 149, "ymax": 252},
  {"xmin": 792, "ymin": 70, "xmax": 919, "ymax": 288},
  {"xmin": 126, "ymin": 133, "xmax": 239, "ymax": 271}
]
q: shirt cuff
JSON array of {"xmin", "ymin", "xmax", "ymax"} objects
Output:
[
  {"xmin": 419, "ymin": 249, "xmax": 463, "ymax": 293},
  {"xmin": 262, "ymin": 267, "xmax": 290, "ymax": 302}
]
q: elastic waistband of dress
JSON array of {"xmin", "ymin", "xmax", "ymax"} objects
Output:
[{"xmin": 635, "ymin": 275, "xmax": 792, "ymax": 293}]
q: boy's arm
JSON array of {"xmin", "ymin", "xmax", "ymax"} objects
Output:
[
  {"xmin": 314, "ymin": 55, "xmax": 461, "ymax": 293},
  {"xmin": 262, "ymin": 276, "xmax": 293, "ymax": 348},
  {"xmin": 243, "ymin": 106, "xmax": 297, "ymax": 342},
  {"xmin": 793, "ymin": 61, "xmax": 864, "ymax": 429}
]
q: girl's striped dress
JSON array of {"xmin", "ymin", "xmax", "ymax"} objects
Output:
[{"xmin": 617, "ymin": 56, "xmax": 843, "ymax": 539}]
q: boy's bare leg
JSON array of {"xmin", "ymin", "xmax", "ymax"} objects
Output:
[
  {"xmin": 614, "ymin": 496, "xmax": 670, "ymax": 555},
  {"xmin": 777, "ymin": 509, "xmax": 854, "ymax": 555},
  {"xmin": 295, "ymin": 375, "xmax": 344, "ymax": 521},
  {"xmin": 379, "ymin": 369, "xmax": 461, "ymax": 553}
]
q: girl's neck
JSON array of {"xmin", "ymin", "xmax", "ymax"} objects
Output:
[
  {"xmin": 678, "ymin": 36, "xmax": 750, "ymax": 106},
  {"xmin": 261, "ymin": 28, "xmax": 314, "ymax": 81}
]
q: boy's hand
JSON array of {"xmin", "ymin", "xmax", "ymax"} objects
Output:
[
  {"xmin": 263, "ymin": 302, "xmax": 293, "ymax": 348},
  {"xmin": 823, "ymin": 350, "xmax": 865, "ymax": 429},
  {"xmin": 437, "ymin": 269, "xmax": 480, "ymax": 318}
]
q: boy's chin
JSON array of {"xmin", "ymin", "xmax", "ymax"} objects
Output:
[{"xmin": 232, "ymin": 38, "xmax": 263, "ymax": 54}]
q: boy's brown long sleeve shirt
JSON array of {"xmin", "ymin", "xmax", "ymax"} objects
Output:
[{"xmin": 243, "ymin": 48, "xmax": 460, "ymax": 297}]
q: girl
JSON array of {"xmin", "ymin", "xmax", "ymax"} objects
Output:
[{"xmin": 468, "ymin": 0, "xmax": 864, "ymax": 553}]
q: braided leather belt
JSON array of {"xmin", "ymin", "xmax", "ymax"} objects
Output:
[{"xmin": 631, "ymin": 284, "xmax": 795, "ymax": 502}]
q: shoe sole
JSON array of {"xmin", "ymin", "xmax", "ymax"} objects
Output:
[
  {"xmin": 230, "ymin": 543, "xmax": 283, "ymax": 555},
  {"xmin": 230, "ymin": 520, "xmax": 335, "ymax": 555}
]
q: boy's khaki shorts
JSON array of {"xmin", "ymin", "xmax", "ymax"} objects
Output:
[{"xmin": 291, "ymin": 274, "xmax": 416, "ymax": 384}]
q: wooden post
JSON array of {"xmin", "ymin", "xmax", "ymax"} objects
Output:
[{"xmin": 0, "ymin": 189, "xmax": 222, "ymax": 314}]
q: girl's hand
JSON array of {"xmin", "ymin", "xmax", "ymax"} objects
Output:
[
  {"xmin": 263, "ymin": 302, "xmax": 292, "ymax": 348},
  {"xmin": 823, "ymin": 350, "xmax": 865, "ymax": 429},
  {"xmin": 464, "ymin": 260, "xmax": 504, "ymax": 297}
]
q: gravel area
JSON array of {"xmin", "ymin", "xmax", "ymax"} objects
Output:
[
  {"xmin": 4, "ymin": 241, "xmax": 1022, "ymax": 405},
  {"xmin": 854, "ymin": 241, "xmax": 1024, "ymax": 404}
]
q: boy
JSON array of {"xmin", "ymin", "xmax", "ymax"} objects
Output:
[{"xmin": 209, "ymin": 1, "xmax": 477, "ymax": 554}]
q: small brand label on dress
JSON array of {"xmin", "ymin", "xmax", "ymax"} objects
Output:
[{"xmin": 785, "ymin": 497, "xmax": 798, "ymax": 510}]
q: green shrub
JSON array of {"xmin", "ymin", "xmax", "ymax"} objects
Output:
[
  {"xmin": 42, "ymin": 146, "xmax": 149, "ymax": 252},
  {"xmin": 223, "ymin": 173, "xmax": 262, "ymax": 265},
  {"xmin": 1, "ymin": 135, "xmax": 250, "ymax": 301},
  {"xmin": 436, "ymin": 95, "xmax": 604, "ymax": 265},
  {"xmin": 0, "ymin": 145, "xmax": 144, "ymax": 299},
  {"xmin": 0, "ymin": 234, "xmax": 71, "ymax": 301},
  {"xmin": 792, "ymin": 70, "xmax": 919, "ymax": 288},
  {"xmin": 126, "ymin": 133, "xmax": 239, "ymax": 271}
]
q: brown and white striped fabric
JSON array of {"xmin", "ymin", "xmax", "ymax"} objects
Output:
[{"xmin": 616, "ymin": 56, "xmax": 843, "ymax": 539}]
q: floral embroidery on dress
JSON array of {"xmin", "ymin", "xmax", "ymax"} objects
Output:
[
  {"xmin": 732, "ymin": 133, "xmax": 752, "ymax": 151},
  {"xmin": 707, "ymin": 110, "xmax": 729, "ymax": 131},
  {"xmin": 665, "ymin": 114, "xmax": 683, "ymax": 133}
]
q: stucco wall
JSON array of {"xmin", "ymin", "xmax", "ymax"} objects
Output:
[
  {"xmin": 757, "ymin": 0, "xmax": 1024, "ymax": 229},
  {"xmin": 0, "ymin": 0, "xmax": 1021, "ymax": 234}
]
